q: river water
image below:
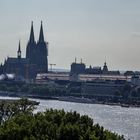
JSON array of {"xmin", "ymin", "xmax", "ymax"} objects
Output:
[{"xmin": 0, "ymin": 96, "xmax": 140, "ymax": 140}]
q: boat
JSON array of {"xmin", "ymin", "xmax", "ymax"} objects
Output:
[
  {"xmin": 121, "ymin": 104, "xmax": 130, "ymax": 108},
  {"xmin": 58, "ymin": 96, "xmax": 93, "ymax": 104}
]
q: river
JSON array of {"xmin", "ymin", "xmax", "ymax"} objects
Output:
[{"xmin": 0, "ymin": 96, "xmax": 140, "ymax": 140}]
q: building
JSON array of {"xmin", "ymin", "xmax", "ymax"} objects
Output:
[
  {"xmin": 102, "ymin": 62, "xmax": 120, "ymax": 75},
  {"xmin": 70, "ymin": 59, "xmax": 86, "ymax": 74},
  {"xmin": 0, "ymin": 21, "xmax": 48, "ymax": 80},
  {"xmin": 102, "ymin": 62, "xmax": 108, "ymax": 74},
  {"xmin": 85, "ymin": 66, "xmax": 102, "ymax": 74},
  {"xmin": 70, "ymin": 61, "xmax": 120, "ymax": 77},
  {"xmin": 26, "ymin": 21, "xmax": 48, "ymax": 73},
  {"xmin": 3, "ymin": 41, "xmax": 32, "ymax": 79}
]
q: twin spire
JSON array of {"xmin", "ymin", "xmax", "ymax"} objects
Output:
[
  {"xmin": 29, "ymin": 21, "xmax": 45, "ymax": 43},
  {"xmin": 39, "ymin": 21, "xmax": 44, "ymax": 42},
  {"xmin": 29, "ymin": 21, "xmax": 35, "ymax": 43},
  {"xmin": 17, "ymin": 21, "xmax": 45, "ymax": 59}
]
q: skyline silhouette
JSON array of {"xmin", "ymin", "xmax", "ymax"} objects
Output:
[{"xmin": 0, "ymin": 0, "xmax": 140, "ymax": 71}]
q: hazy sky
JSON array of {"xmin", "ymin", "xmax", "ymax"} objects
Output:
[{"xmin": 0, "ymin": 0, "xmax": 140, "ymax": 71}]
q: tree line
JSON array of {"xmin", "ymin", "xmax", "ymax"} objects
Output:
[{"xmin": 0, "ymin": 98, "xmax": 124, "ymax": 140}]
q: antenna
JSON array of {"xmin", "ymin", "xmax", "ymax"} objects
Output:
[
  {"xmin": 81, "ymin": 58, "xmax": 82, "ymax": 63},
  {"xmin": 75, "ymin": 57, "xmax": 77, "ymax": 63}
]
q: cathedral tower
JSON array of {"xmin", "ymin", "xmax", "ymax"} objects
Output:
[
  {"xmin": 26, "ymin": 21, "xmax": 37, "ymax": 64},
  {"xmin": 26, "ymin": 21, "xmax": 48, "ymax": 73},
  {"xmin": 36, "ymin": 21, "xmax": 48, "ymax": 73}
]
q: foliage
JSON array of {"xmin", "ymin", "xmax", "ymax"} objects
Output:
[
  {"xmin": 0, "ymin": 98, "xmax": 35, "ymax": 125},
  {"xmin": 0, "ymin": 83, "xmax": 67, "ymax": 96},
  {"xmin": 0, "ymin": 99, "xmax": 125, "ymax": 140}
]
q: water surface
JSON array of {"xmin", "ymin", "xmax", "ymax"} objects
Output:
[{"xmin": 0, "ymin": 96, "xmax": 140, "ymax": 140}]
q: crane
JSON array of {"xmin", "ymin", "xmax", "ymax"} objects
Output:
[{"xmin": 49, "ymin": 63, "xmax": 56, "ymax": 71}]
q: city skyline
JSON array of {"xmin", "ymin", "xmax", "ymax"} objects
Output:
[{"xmin": 0, "ymin": 0, "xmax": 140, "ymax": 71}]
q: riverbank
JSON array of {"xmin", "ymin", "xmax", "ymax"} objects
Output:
[
  {"xmin": 2, "ymin": 92, "xmax": 140, "ymax": 108},
  {"xmin": 0, "ymin": 89, "xmax": 140, "ymax": 108},
  {"xmin": 58, "ymin": 96, "xmax": 140, "ymax": 108},
  {"xmin": 0, "ymin": 98, "xmax": 40, "ymax": 105}
]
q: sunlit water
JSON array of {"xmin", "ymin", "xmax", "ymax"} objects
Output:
[{"xmin": 0, "ymin": 96, "xmax": 140, "ymax": 140}]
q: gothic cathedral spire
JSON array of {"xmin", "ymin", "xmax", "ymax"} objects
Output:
[
  {"xmin": 26, "ymin": 21, "xmax": 48, "ymax": 73},
  {"xmin": 17, "ymin": 40, "xmax": 21, "ymax": 59},
  {"xmin": 29, "ymin": 21, "xmax": 35, "ymax": 43},
  {"xmin": 38, "ymin": 21, "xmax": 44, "ymax": 42},
  {"xmin": 26, "ymin": 21, "xmax": 36, "ymax": 62},
  {"xmin": 36, "ymin": 21, "xmax": 48, "ymax": 73}
]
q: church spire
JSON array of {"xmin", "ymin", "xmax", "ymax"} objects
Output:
[
  {"xmin": 103, "ymin": 61, "xmax": 108, "ymax": 73},
  {"xmin": 18, "ymin": 40, "xmax": 21, "ymax": 52},
  {"xmin": 38, "ymin": 21, "xmax": 44, "ymax": 42},
  {"xmin": 29, "ymin": 21, "xmax": 35, "ymax": 43},
  {"xmin": 17, "ymin": 40, "xmax": 21, "ymax": 59}
]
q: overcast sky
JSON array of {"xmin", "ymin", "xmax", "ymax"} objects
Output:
[{"xmin": 0, "ymin": 0, "xmax": 140, "ymax": 71}]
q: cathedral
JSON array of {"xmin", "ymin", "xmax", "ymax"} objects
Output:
[{"xmin": 0, "ymin": 21, "xmax": 48, "ymax": 80}]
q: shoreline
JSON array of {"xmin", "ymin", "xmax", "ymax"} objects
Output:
[
  {"xmin": 0, "ymin": 98, "xmax": 40, "ymax": 105},
  {"xmin": 0, "ymin": 90, "xmax": 140, "ymax": 108},
  {"xmin": 1, "ymin": 93, "xmax": 140, "ymax": 108}
]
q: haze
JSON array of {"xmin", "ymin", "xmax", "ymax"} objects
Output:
[{"xmin": 0, "ymin": 0, "xmax": 140, "ymax": 71}]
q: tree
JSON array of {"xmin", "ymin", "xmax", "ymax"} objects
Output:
[
  {"xmin": 0, "ymin": 98, "xmax": 35, "ymax": 125},
  {"xmin": 0, "ymin": 100, "xmax": 124, "ymax": 140}
]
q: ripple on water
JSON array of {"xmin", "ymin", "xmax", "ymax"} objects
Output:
[
  {"xmin": 35, "ymin": 100, "xmax": 140, "ymax": 140},
  {"xmin": 0, "ymin": 97, "xmax": 140, "ymax": 140}
]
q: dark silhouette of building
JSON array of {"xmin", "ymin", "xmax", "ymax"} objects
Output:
[
  {"xmin": 124, "ymin": 71, "xmax": 134, "ymax": 76},
  {"xmin": 70, "ymin": 61, "xmax": 120, "ymax": 76},
  {"xmin": 102, "ymin": 62, "xmax": 120, "ymax": 75},
  {"xmin": 26, "ymin": 21, "xmax": 48, "ymax": 73},
  {"xmin": 70, "ymin": 59, "xmax": 86, "ymax": 74},
  {"xmin": 102, "ymin": 62, "xmax": 108, "ymax": 74},
  {"xmin": 85, "ymin": 66, "xmax": 102, "ymax": 74},
  {"xmin": 0, "ymin": 21, "xmax": 48, "ymax": 80}
]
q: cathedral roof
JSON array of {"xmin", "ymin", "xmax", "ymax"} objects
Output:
[{"xmin": 6, "ymin": 57, "xmax": 29, "ymax": 64}]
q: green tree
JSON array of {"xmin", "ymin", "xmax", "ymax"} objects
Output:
[
  {"xmin": 0, "ymin": 98, "xmax": 35, "ymax": 125},
  {"xmin": 0, "ymin": 100, "xmax": 125, "ymax": 140}
]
